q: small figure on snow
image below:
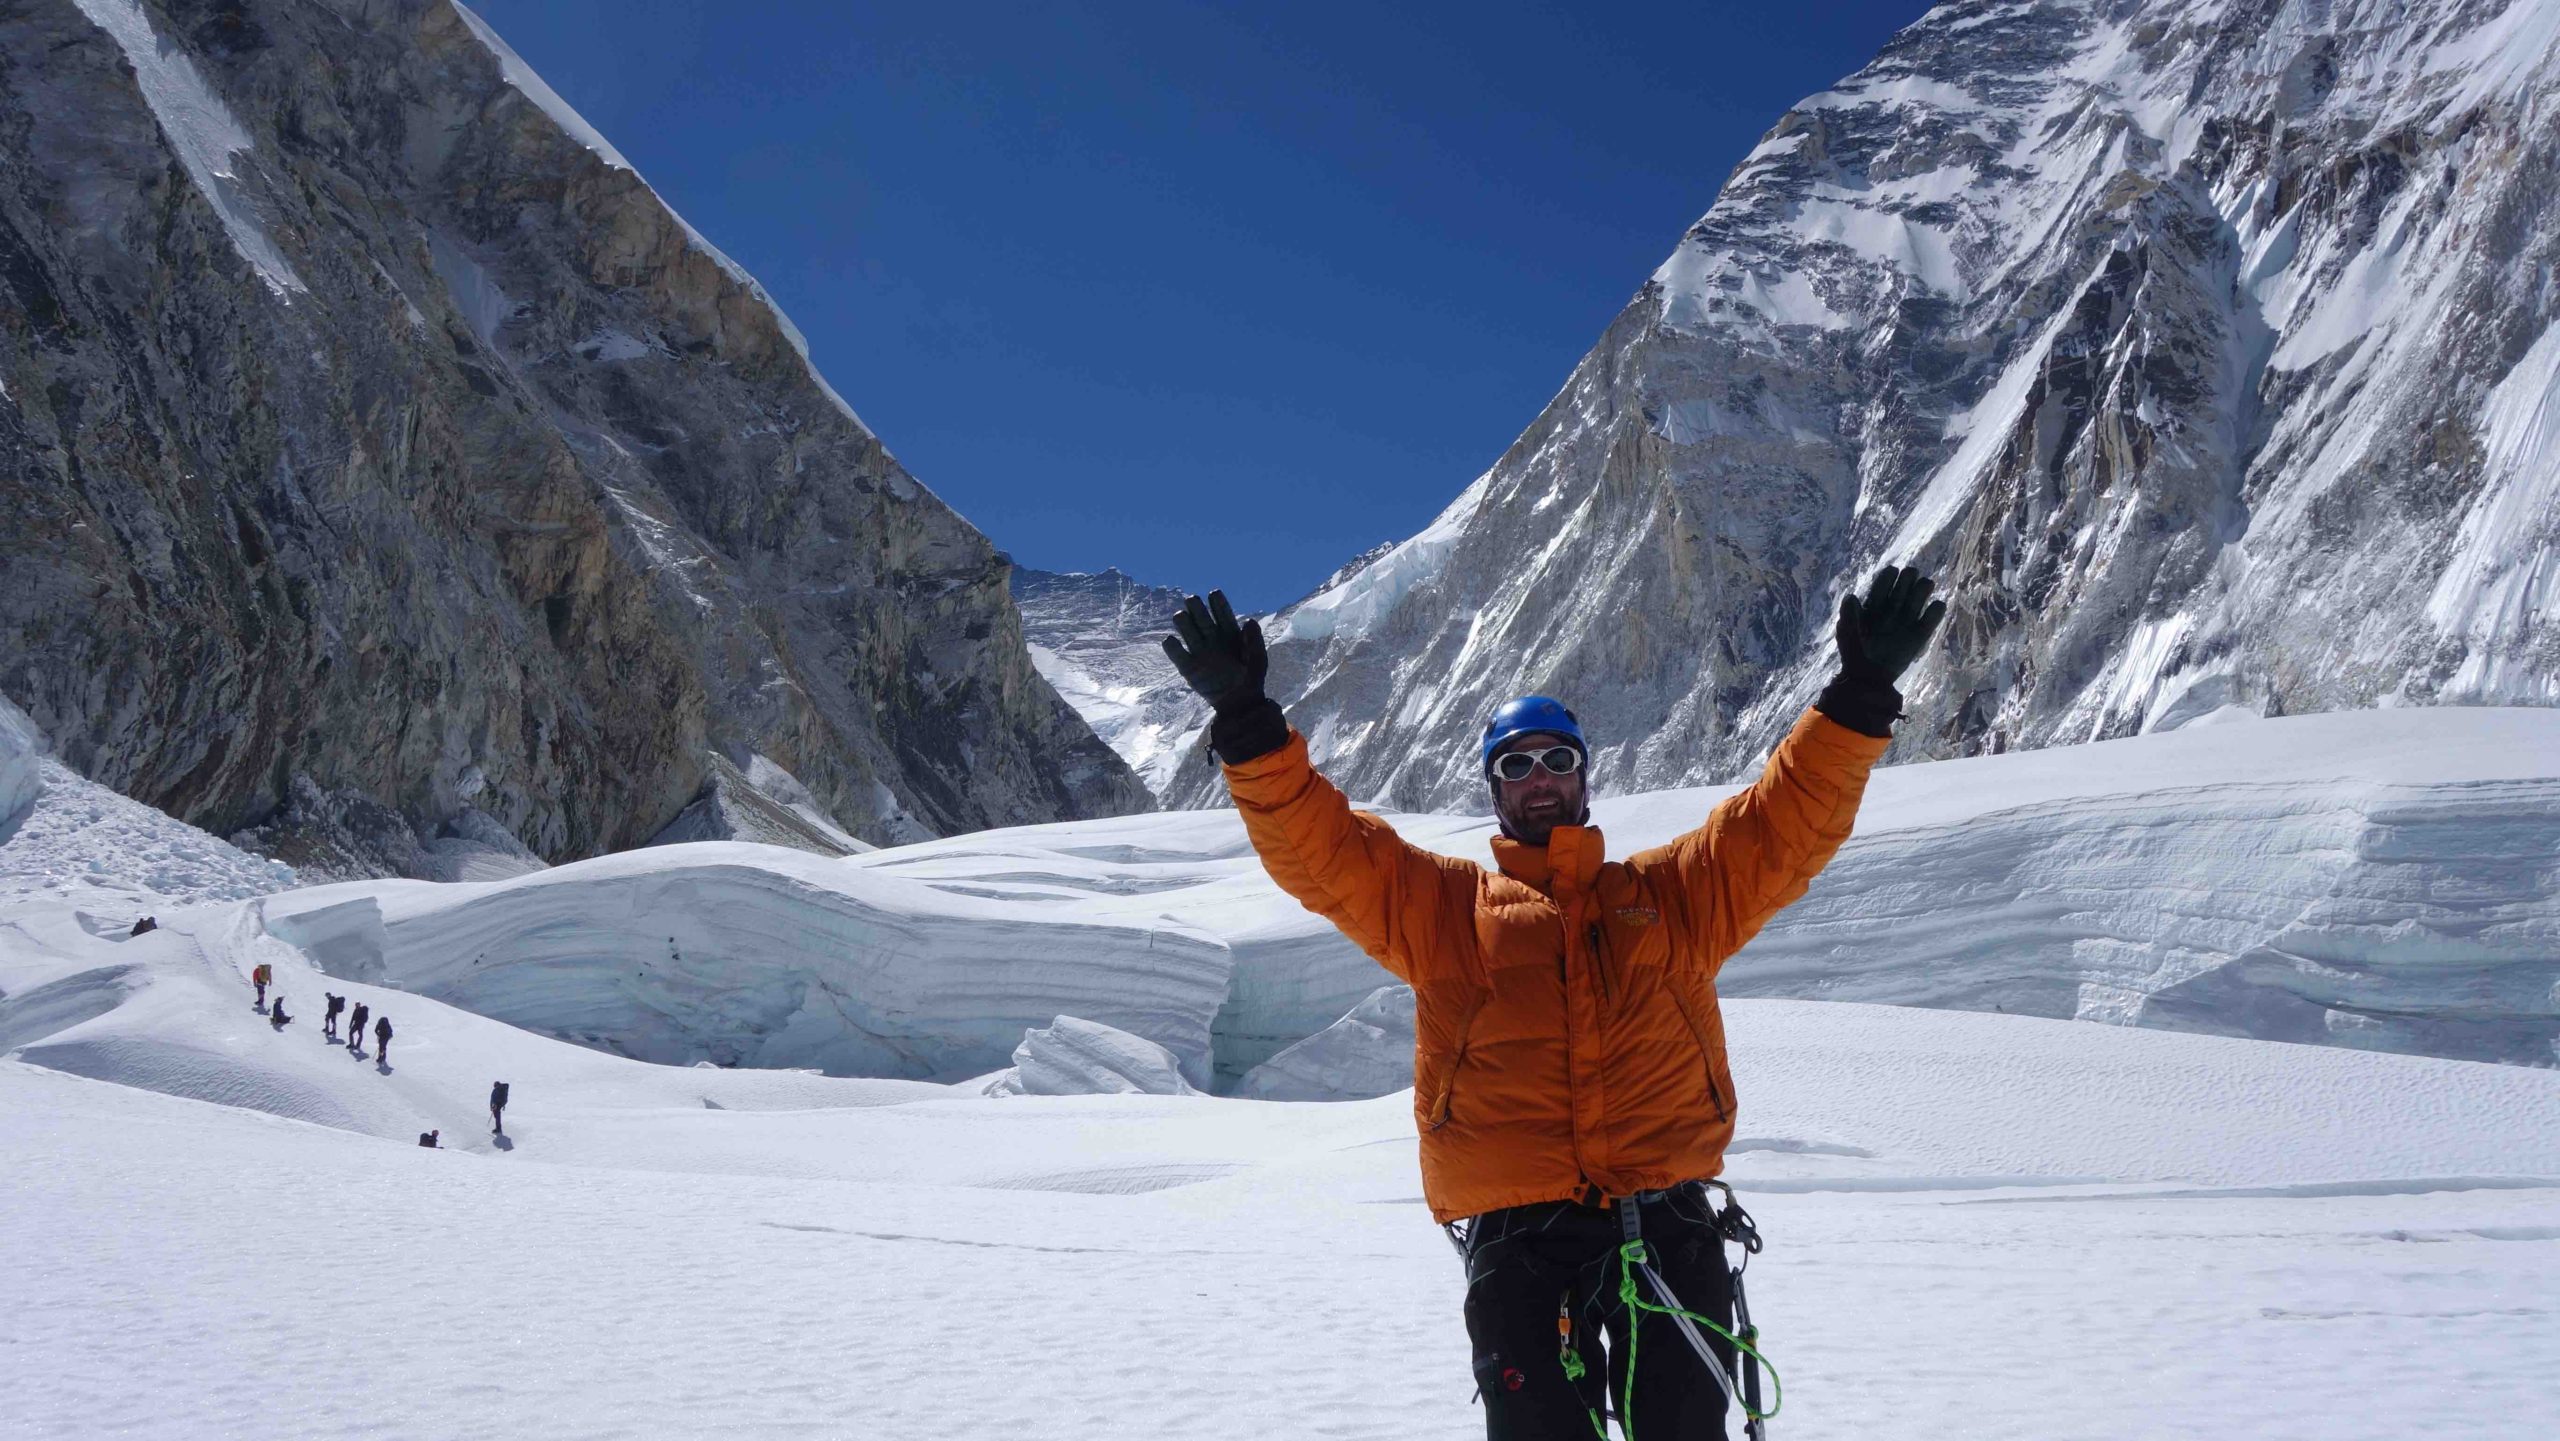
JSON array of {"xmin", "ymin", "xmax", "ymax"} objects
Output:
[
  {"xmin": 268, "ymin": 996, "xmax": 292, "ymax": 1031},
  {"xmin": 489, "ymin": 1081, "xmax": 510, "ymax": 1136},
  {"xmin": 128, "ymin": 915, "xmax": 157, "ymax": 937},
  {"xmin": 373, "ymin": 1013, "xmax": 392, "ymax": 1063},
  {"xmin": 346, "ymin": 1001, "xmax": 370, "ymax": 1057},
  {"xmin": 1165, "ymin": 568, "xmax": 1947, "ymax": 1436},
  {"xmin": 251, "ymin": 961, "xmax": 273, "ymax": 1008},
  {"xmin": 418, "ymin": 1130, "xmax": 439, "ymax": 1148},
  {"xmin": 323, "ymin": 993, "xmax": 345, "ymax": 1041}
]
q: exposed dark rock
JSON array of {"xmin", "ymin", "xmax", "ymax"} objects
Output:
[{"xmin": 0, "ymin": 0, "xmax": 1150, "ymax": 875}]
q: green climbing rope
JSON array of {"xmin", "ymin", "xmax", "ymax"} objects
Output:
[
  {"xmin": 1612, "ymin": 1238, "xmax": 1782, "ymax": 1437},
  {"xmin": 1556, "ymin": 1342, "xmax": 1607, "ymax": 1437}
]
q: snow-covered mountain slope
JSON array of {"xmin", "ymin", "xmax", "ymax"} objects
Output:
[
  {"xmin": 1010, "ymin": 566, "xmax": 1207, "ymax": 793},
  {"xmin": 1165, "ymin": 0, "xmax": 2560, "ymax": 815},
  {"xmin": 0, "ymin": 0, "xmax": 1146, "ymax": 878}
]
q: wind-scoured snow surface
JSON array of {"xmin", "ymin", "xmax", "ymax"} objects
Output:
[
  {"xmin": 5, "ymin": 941, "xmax": 2558, "ymax": 1435},
  {"xmin": 5, "ymin": 698, "xmax": 2560, "ymax": 1434},
  {"xmin": 1160, "ymin": 0, "xmax": 2560, "ymax": 817}
]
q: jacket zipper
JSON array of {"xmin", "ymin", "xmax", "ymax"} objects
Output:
[
  {"xmin": 1666, "ymin": 989, "xmax": 1730, "ymax": 1123},
  {"xmin": 1585, "ymin": 922, "xmax": 1616, "ymax": 1005}
]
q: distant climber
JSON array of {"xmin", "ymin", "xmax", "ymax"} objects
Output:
[
  {"xmin": 1166, "ymin": 567, "xmax": 1948, "ymax": 1437},
  {"xmin": 268, "ymin": 997, "xmax": 292, "ymax": 1031},
  {"xmin": 373, "ymin": 1013, "xmax": 392, "ymax": 1063},
  {"xmin": 490, "ymin": 1081, "xmax": 510, "ymax": 1136},
  {"xmin": 323, "ymin": 993, "xmax": 345, "ymax": 1042},
  {"xmin": 251, "ymin": 961, "xmax": 272, "ymax": 1008},
  {"xmin": 418, "ymin": 1130, "xmax": 439, "ymax": 1148},
  {"xmin": 128, "ymin": 915, "xmax": 157, "ymax": 937},
  {"xmin": 346, "ymin": 1001, "xmax": 370, "ymax": 1057}
]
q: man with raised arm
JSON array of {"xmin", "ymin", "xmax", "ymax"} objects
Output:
[{"xmin": 1164, "ymin": 569, "xmax": 1944, "ymax": 1440}]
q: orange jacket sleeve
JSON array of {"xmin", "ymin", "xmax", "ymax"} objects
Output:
[
  {"xmin": 1633, "ymin": 707, "xmax": 1889, "ymax": 970},
  {"xmin": 1222, "ymin": 730, "xmax": 1473, "ymax": 984}
]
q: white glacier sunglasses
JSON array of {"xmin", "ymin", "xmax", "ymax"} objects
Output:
[{"xmin": 1490, "ymin": 745, "xmax": 1584, "ymax": 783}]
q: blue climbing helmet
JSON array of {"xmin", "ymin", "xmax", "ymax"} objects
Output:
[{"xmin": 1480, "ymin": 695, "xmax": 1587, "ymax": 778}]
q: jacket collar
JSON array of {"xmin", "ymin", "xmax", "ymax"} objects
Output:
[{"xmin": 1490, "ymin": 824, "xmax": 1606, "ymax": 894}]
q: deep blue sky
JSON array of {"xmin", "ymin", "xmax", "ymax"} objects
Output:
[{"xmin": 468, "ymin": 1, "xmax": 1928, "ymax": 611}]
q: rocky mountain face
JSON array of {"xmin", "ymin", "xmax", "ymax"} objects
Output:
[
  {"xmin": 1167, "ymin": 0, "xmax": 2560, "ymax": 813},
  {"xmin": 1009, "ymin": 566, "xmax": 1207, "ymax": 794},
  {"xmin": 0, "ymin": 0, "xmax": 1149, "ymax": 878}
]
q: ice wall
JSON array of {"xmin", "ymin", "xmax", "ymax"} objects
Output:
[
  {"xmin": 262, "ymin": 844, "xmax": 1230, "ymax": 1086},
  {"xmin": 221, "ymin": 708, "xmax": 2560, "ymax": 1091}
]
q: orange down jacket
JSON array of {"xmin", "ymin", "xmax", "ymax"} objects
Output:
[{"xmin": 1224, "ymin": 707, "xmax": 1889, "ymax": 1223}]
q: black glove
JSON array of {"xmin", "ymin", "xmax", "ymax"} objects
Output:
[
  {"xmin": 1163, "ymin": 590, "xmax": 1265, "ymax": 711},
  {"xmin": 1162, "ymin": 590, "xmax": 1288, "ymax": 764},
  {"xmin": 1816, "ymin": 565, "xmax": 1946, "ymax": 738}
]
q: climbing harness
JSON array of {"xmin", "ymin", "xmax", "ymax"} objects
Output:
[
  {"xmin": 1614, "ymin": 1183, "xmax": 1781, "ymax": 1440},
  {"xmin": 1456, "ymin": 1183, "xmax": 1783, "ymax": 1438}
]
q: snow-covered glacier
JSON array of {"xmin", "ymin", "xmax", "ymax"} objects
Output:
[
  {"xmin": 7, "ymin": 687, "xmax": 2550, "ymax": 1092},
  {"xmin": 6, "ymin": 703, "xmax": 2558, "ymax": 1439},
  {"xmin": 258, "ymin": 845, "xmax": 1232, "ymax": 1088},
  {"xmin": 1709, "ymin": 709, "xmax": 2560, "ymax": 1067},
  {"xmin": 198, "ymin": 706, "xmax": 2560, "ymax": 1090},
  {"xmin": 8, "ymin": 929, "xmax": 2558, "ymax": 1439}
]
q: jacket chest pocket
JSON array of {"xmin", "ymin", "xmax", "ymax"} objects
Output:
[{"xmin": 1585, "ymin": 903, "xmax": 1672, "ymax": 1007}]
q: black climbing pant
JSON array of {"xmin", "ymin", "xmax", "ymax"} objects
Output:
[{"xmin": 1463, "ymin": 1186, "xmax": 1736, "ymax": 1440}]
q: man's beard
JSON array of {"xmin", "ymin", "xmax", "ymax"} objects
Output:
[{"xmin": 1497, "ymin": 789, "xmax": 1584, "ymax": 844}]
